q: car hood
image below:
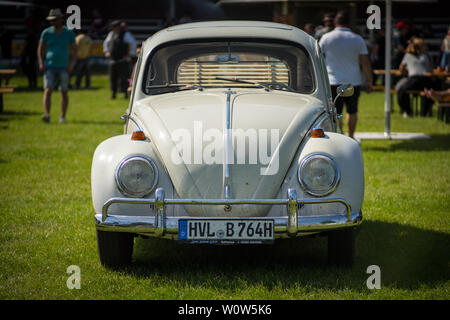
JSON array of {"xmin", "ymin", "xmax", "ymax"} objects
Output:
[{"xmin": 133, "ymin": 89, "xmax": 325, "ymax": 217}]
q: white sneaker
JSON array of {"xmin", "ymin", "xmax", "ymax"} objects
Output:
[{"xmin": 59, "ymin": 117, "xmax": 66, "ymax": 123}]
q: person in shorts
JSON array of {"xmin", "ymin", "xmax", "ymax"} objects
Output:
[
  {"xmin": 37, "ymin": 9, "xmax": 77, "ymax": 123},
  {"xmin": 319, "ymin": 11, "xmax": 373, "ymax": 139}
]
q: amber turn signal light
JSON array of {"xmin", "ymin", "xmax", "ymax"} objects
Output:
[
  {"xmin": 311, "ymin": 128, "xmax": 325, "ymax": 138},
  {"xmin": 131, "ymin": 131, "xmax": 146, "ymax": 141}
]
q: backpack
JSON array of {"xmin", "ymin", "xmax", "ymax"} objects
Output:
[{"xmin": 110, "ymin": 32, "xmax": 128, "ymax": 61}]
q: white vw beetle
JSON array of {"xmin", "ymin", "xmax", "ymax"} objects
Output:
[{"xmin": 91, "ymin": 21, "xmax": 364, "ymax": 268}]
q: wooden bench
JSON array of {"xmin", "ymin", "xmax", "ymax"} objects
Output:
[
  {"xmin": 405, "ymin": 90, "xmax": 428, "ymax": 116},
  {"xmin": 372, "ymin": 85, "xmax": 396, "ymax": 94},
  {"xmin": 0, "ymin": 69, "xmax": 17, "ymax": 113},
  {"xmin": 0, "ymin": 87, "xmax": 14, "ymax": 93},
  {"xmin": 372, "ymin": 85, "xmax": 429, "ymax": 116}
]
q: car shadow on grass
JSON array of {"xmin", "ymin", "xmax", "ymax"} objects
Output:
[
  {"xmin": 362, "ymin": 134, "xmax": 450, "ymax": 152},
  {"xmin": 126, "ymin": 220, "xmax": 449, "ymax": 291}
]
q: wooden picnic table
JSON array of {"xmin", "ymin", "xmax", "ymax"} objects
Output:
[
  {"xmin": 373, "ymin": 69, "xmax": 402, "ymax": 76},
  {"xmin": 373, "ymin": 69, "xmax": 450, "ymax": 78},
  {"xmin": 0, "ymin": 69, "xmax": 17, "ymax": 113}
]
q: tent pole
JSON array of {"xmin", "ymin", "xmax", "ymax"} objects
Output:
[{"xmin": 384, "ymin": 0, "xmax": 392, "ymax": 138}]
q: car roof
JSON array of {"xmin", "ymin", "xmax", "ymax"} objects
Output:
[{"xmin": 141, "ymin": 20, "xmax": 317, "ymax": 56}]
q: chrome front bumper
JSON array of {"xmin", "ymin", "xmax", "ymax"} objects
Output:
[{"xmin": 95, "ymin": 188, "xmax": 362, "ymax": 239}]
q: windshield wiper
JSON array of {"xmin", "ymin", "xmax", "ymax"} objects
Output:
[
  {"xmin": 146, "ymin": 83, "xmax": 204, "ymax": 91},
  {"xmin": 215, "ymin": 77, "xmax": 295, "ymax": 92},
  {"xmin": 215, "ymin": 77, "xmax": 271, "ymax": 91}
]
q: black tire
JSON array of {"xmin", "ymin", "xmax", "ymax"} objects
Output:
[
  {"xmin": 327, "ymin": 228, "xmax": 355, "ymax": 267},
  {"xmin": 96, "ymin": 229, "xmax": 134, "ymax": 268}
]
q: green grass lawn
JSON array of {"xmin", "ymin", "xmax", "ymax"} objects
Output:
[{"xmin": 0, "ymin": 75, "xmax": 449, "ymax": 299}]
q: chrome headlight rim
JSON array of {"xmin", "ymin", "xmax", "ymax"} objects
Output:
[
  {"xmin": 115, "ymin": 154, "xmax": 158, "ymax": 198},
  {"xmin": 298, "ymin": 153, "xmax": 340, "ymax": 197}
]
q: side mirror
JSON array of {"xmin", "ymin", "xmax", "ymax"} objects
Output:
[{"xmin": 333, "ymin": 84, "xmax": 354, "ymax": 105}]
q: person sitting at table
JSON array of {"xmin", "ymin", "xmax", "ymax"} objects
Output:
[{"xmin": 397, "ymin": 37, "xmax": 437, "ymax": 118}]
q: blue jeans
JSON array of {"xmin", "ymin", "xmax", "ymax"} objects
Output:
[
  {"xmin": 440, "ymin": 51, "xmax": 450, "ymax": 70},
  {"xmin": 44, "ymin": 67, "xmax": 69, "ymax": 91}
]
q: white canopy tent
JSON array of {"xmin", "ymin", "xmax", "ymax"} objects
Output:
[{"xmin": 218, "ymin": 0, "xmax": 438, "ymax": 140}]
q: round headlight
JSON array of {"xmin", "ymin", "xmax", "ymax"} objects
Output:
[
  {"xmin": 115, "ymin": 155, "xmax": 158, "ymax": 197},
  {"xmin": 298, "ymin": 154, "xmax": 339, "ymax": 197}
]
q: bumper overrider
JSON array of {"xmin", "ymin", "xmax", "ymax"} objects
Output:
[{"xmin": 95, "ymin": 188, "xmax": 362, "ymax": 239}]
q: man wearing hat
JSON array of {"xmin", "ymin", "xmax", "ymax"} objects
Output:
[
  {"xmin": 37, "ymin": 9, "xmax": 77, "ymax": 123},
  {"xmin": 103, "ymin": 20, "xmax": 136, "ymax": 99}
]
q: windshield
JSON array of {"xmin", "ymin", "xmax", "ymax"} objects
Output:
[{"xmin": 144, "ymin": 40, "xmax": 315, "ymax": 95}]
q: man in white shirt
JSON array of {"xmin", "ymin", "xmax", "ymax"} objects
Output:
[
  {"xmin": 103, "ymin": 20, "xmax": 136, "ymax": 99},
  {"xmin": 103, "ymin": 21, "xmax": 136, "ymax": 58},
  {"xmin": 319, "ymin": 11, "xmax": 373, "ymax": 139}
]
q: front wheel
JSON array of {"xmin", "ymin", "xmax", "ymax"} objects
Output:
[
  {"xmin": 96, "ymin": 229, "xmax": 134, "ymax": 268},
  {"xmin": 327, "ymin": 228, "xmax": 355, "ymax": 267}
]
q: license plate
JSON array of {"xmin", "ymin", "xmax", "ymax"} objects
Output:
[{"xmin": 178, "ymin": 219, "xmax": 274, "ymax": 244}]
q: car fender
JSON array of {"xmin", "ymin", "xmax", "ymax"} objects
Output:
[
  {"xmin": 297, "ymin": 132, "xmax": 364, "ymax": 213},
  {"xmin": 91, "ymin": 134, "xmax": 174, "ymax": 216}
]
